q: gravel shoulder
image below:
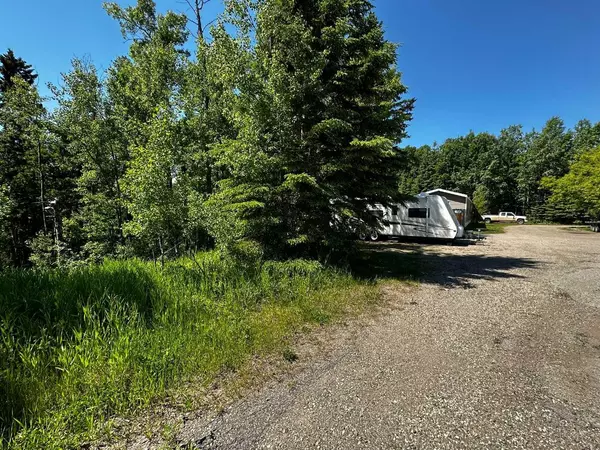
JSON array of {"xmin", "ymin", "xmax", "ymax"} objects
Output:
[{"xmin": 167, "ymin": 226, "xmax": 600, "ymax": 448}]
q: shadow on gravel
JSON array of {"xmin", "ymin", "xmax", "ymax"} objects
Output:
[{"xmin": 350, "ymin": 241, "xmax": 539, "ymax": 288}]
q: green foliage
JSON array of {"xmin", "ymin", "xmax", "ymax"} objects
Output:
[
  {"xmin": 0, "ymin": 77, "xmax": 50, "ymax": 266},
  {"xmin": 572, "ymin": 119, "xmax": 600, "ymax": 155},
  {"xmin": 50, "ymin": 59, "xmax": 127, "ymax": 263},
  {"xmin": 517, "ymin": 117, "xmax": 574, "ymax": 212},
  {"xmin": 542, "ymin": 146, "xmax": 600, "ymax": 220},
  {"xmin": 0, "ymin": 49, "xmax": 37, "ymax": 94},
  {"xmin": 472, "ymin": 185, "xmax": 489, "ymax": 214},
  {"xmin": 211, "ymin": 0, "xmax": 414, "ymax": 256},
  {"xmin": 1, "ymin": 0, "xmax": 414, "ymax": 265},
  {"xmin": 398, "ymin": 144, "xmax": 437, "ymax": 195},
  {"xmin": 122, "ymin": 111, "xmax": 189, "ymax": 257},
  {"xmin": 0, "ymin": 254, "xmax": 377, "ymax": 448},
  {"xmin": 478, "ymin": 125, "xmax": 524, "ymax": 213},
  {"xmin": 399, "ymin": 118, "xmax": 598, "ymax": 220}
]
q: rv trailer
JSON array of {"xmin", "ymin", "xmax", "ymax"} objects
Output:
[{"xmin": 359, "ymin": 193, "xmax": 464, "ymax": 241}]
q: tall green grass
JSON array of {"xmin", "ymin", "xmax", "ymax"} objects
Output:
[{"xmin": 0, "ymin": 252, "xmax": 378, "ymax": 449}]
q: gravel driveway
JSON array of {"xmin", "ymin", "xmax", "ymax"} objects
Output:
[{"xmin": 180, "ymin": 225, "xmax": 600, "ymax": 449}]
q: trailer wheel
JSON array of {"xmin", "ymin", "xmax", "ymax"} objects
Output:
[
  {"xmin": 517, "ymin": 219, "xmax": 524, "ymax": 225},
  {"xmin": 484, "ymin": 218, "xmax": 492, "ymax": 224},
  {"xmin": 357, "ymin": 231, "xmax": 367, "ymax": 241},
  {"xmin": 369, "ymin": 230, "xmax": 379, "ymax": 241}
]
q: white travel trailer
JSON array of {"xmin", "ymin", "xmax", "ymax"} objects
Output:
[{"xmin": 359, "ymin": 193, "xmax": 464, "ymax": 241}]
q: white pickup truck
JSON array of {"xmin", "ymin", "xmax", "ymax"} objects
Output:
[{"xmin": 482, "ymin": 212, "xmax": 527, "ymax": 224}]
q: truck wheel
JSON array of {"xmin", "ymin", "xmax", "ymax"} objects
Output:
[
  {"xmin": 370, "ymin": 230, "xmax": 379, "ymax": 241},
  {"xmin": 517, "ymin": 219, "xmax": 524, "ymax": 225},
  {"xmin": 484, "ymin": 218, "xmax": 492, "ymax": 224}
]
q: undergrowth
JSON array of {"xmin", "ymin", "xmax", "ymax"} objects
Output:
[{"xmin": 0, "ymin": 252, "xmax": 381, "ymax": 449}]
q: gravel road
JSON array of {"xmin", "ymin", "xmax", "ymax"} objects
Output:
[{"xmin": 179, "ymin": 225, "xmax": 600, "ymax": 449}]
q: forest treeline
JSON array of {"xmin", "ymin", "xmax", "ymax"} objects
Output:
[
  {"xmin": 2, "ymin": 0, "xmax": 600, "ymax": 270},
  {"xmin": 0, "ymin": 0, "xmax": 414, "ymax": 268},
  {"xmin": 398, "ymin": 118, "xmax": 600, "ymax": 221}
]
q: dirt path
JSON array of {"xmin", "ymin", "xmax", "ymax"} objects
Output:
[{"xmin": 179, "ymin": 226, "xmax": 600, "ymax": 449}]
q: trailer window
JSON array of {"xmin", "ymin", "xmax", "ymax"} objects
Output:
[
  {"xmin": 369, "ymin": 209, "xmax": 384, "ymax": 219},
  {"xmin": 408, "ymin": 208, "xmax": 428, "ymax": 218},
  {"xmin": 391, "ymin": 206, "xmax": 399, "ymax": 216}
]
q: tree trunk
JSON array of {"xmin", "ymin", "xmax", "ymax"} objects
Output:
[
  {"xmin": 38, "ymin": 140, "xmax": 47, "ymax": 233},
  {"xmin": 112, "ymin": 150, "xmax": 124, "ymax": 242}
]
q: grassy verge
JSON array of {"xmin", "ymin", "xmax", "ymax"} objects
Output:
[
  {"xmin": 480, "ymin": 222, "xmax": 517, "ymax": 234},
  {"xmin": 0, "ymin": 253, "xmax": 386, "ymax": 449}
]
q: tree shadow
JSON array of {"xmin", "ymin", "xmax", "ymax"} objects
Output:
[{"xmin": 350, "ymin": 241, "xmax": 538, "ymax": 288}]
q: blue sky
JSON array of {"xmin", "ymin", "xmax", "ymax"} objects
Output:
[{"xmin": 1, "ymin": 0, "xmax": 599, "ymax": 146}]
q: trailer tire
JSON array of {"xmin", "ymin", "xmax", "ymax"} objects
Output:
[
  {"xmin": 369, "ymin": 230, "xmax": 379, "ymax": 241},
  {"xmin": 358, "ymin": 231, "xmax": 367, "ymax": 241},
  {"xmin": 484, "ymin": 218, "xmax": 492, "ymax": 224}
]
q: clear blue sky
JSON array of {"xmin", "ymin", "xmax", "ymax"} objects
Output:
[{"xmin": 2, "ymin": 0, "xmax": 599, "ymax": 146}]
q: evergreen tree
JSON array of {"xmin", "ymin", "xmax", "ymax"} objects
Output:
[
  {"xmin": 0, "ymin": 49, "xmax": 38, "ymax": 94},
  {"xmin": 0, "ymin": 78, "xmax": 49, "ymax": 265},
  {"xmin": 212, "ymin": 0, "xmax": 414, "ymax": 256}
]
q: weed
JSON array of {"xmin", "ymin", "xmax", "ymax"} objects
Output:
[
  {"xmin": 282, "ymin": 348, "xmax": 299, "ymax": 363},
  {"xmin": 0, "ymin": 252, "xmax": 382, "ymax": 449}
]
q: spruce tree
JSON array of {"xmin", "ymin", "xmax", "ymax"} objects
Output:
[
  {"xmin": 0, "ymin": 49, "xmax": 38, "ymax": 94},
  {"xmin": 213, "ymin": 0, "xmax": 414, "ymax": 257}
]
